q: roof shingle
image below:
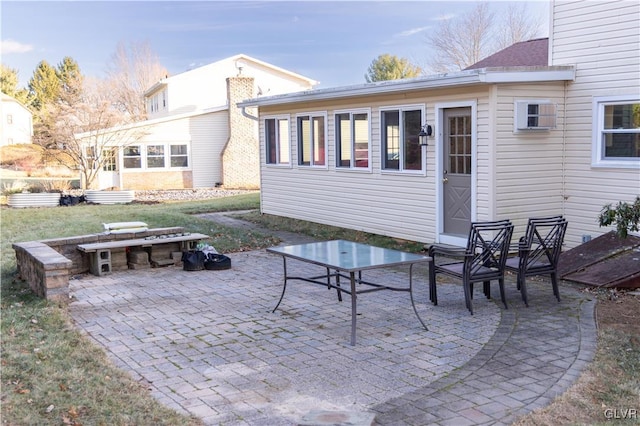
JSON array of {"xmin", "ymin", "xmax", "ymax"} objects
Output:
[{"xmin": 465, "ymin": 38, "xmax": 549, "ymax": 70}]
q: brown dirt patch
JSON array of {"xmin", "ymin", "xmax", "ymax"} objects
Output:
[{"xmin": 595, "ymin": 289, "xmax": 640, "ymax": 336}]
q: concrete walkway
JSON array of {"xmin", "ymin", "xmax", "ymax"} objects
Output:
[{"xmin": 68, "ymin": 214, "xmax": 596, "ymax": 425}]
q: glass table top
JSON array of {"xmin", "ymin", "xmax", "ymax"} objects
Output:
[{"xmin": 267, "ymin": 239, "xmax": 430, "ymax": 272}]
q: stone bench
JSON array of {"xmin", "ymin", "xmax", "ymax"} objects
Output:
[
  {"xmin": 12, "ymin": 227, "xmax": 210, "ymax": 304},
  {"xmin": 13, "ymin": 241, "xmax": 73, "ymax": 303},
  {"xmin": 77, "ymin": 232, "xmax": 210, "ymax": 275}
]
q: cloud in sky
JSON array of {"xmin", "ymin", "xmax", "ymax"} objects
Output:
[
  {"xmin": 395, "ymin": 27, "xmax": 431, "ymax": 38},
  {"xmin": 1, "ymin": 39, "xmax": 33, "ymax": 55},
  {"xmin": 433, "ymin": 13, "xmax": 456, "ymax": 21}
]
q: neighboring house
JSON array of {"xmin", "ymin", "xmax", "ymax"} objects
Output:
[
  {"xmin": 237, "ymin": 0, "xmax": 639, "ymax": 250},
  {"xmin": 88, "ymin": 54, "xmax": 317, "ymax": 190},
  {"xmin": 0, "ymin": 92, "xmax": 33, "ymax": 146}
]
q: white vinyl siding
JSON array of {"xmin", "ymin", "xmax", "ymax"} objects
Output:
[
  {"xmin": 492, "ymin": 84, "xmax": 567, "ymax": 235},
  {"xmin": 113, "ymin": 111, "xmax": 227, "ymax": 188},
  {"xmin": 145, "ymin": 56, "xmax": 314, "ymax": 120},
  {"xmin": 189, "ymin": 112, "xmax": 228, "ymax": 188},
  {"xmin": 550, "ymin": 0, "xmax": 640, "ymax": 247},
  {"xmin": 1, "ymin": 95, "xmax": 33, "ymax": 146},
  {"xmin": 258, "ymin": 89, "xmax": 483, "ymax": 244}
]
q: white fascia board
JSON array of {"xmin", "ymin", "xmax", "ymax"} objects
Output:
[
  {"xmin": 143, "ymin": 80, "xmax": 168, "ymax": 97},
  {"xmin": 238, "ymin": 66, "xmax": 576, "ymax": 108},
  {"xmin": 478, "ymin": 66, "xmax": 576, "ymax": 83},
  {"xmin": 74, "ymin": 105, "xmax": 228, "ymax": 139}
]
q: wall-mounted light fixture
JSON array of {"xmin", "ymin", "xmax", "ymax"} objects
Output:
[{"xmin": 419, "ymin": 124, "xmax": 432, "ymax": 146}]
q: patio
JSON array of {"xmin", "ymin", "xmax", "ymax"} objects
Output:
[{"xmin": 68, "ymin": 240, "xmax": 596, "ymax": 425}]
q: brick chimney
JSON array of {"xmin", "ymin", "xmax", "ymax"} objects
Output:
[{"xmin": 222, "ymin": 77, "xmax": 259, "ymax": 189}]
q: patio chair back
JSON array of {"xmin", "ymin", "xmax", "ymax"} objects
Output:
[
  {"xmin": 506, "ymin": 216, "xmax": 568, "ymax": 306},
  {"xmin": 429, "ymin": 219, "xmax": 514, "ymax": 315},
  {"xmin": 465, "ymin": 220, "xmax": 515, "ymax": 280}
]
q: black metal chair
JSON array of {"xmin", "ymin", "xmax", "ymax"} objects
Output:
[
  {"xmin": 505, "ymin": 216, "xmax": 568, "ymax": 306},
  {"xmin": 428, "ymin": 220, "xmax": 514, "ymax": 315}
]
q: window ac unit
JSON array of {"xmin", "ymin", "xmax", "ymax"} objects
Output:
[{"xmin": 515, "ymin": 101, "xmax": 556, "ymax": 130}]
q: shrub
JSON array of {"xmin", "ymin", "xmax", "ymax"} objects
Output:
[
  {"xmin": 598, "ymin": 196, "xmax": 640, "ymax": 238},
  {"xmin": 1, "ymin": 180, "xmax": 30, "ymax": 195}
]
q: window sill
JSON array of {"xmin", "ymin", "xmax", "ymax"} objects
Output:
[{"xmin": 591, "ymin": 160, "xmax": 640, "ymax": 169}]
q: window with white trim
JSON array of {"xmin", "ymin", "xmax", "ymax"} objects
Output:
[
  {"xmin": 265, "ymin": 117, "xmax": 290, "ymax": 165},
  {"xmin": 123, "ymin": 146, "xmax": 142, "ymax": 169},
  {"xmin": 336, "ymin": 110, "xmax": 370, "ymax": 169},
  {"xmin": 381, "ymin": 107, "xmax": 424, "ymax": 172},
  {"xmin": 297, "ymin": 113, "xmax": 326, "ymax": 167},
  {"xmin": 147, "ymin": 145, "xmax": 165, "ymax": 168},
  {"xmin": 593, "ymin": 97, "xmax": 640, "ymax": 167},
  {"xmin": 170, "ymin": 144, "xmax": 188, "ymax": 167}
]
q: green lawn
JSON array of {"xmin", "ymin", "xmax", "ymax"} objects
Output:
[{"xmin": 1, "ymin": 193, "xmax": 270, "ymax": 425}]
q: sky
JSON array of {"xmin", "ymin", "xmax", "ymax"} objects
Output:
[{"xmin": 1, "ymin": 1, "xmax": 550, "ymax": 90}]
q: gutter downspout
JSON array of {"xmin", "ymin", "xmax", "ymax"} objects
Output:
[
  {"xmin": 241, "ymin": 105, "xmax": 259, "ymax": 121},
  {"xmin": 561, "ymin": 80, "xmax": 568, "ymax": 217}
]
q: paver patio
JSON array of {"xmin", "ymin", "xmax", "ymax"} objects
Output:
[{"xmin": 69, "ymin": 238, "xmax": 596, "ymax": 425}]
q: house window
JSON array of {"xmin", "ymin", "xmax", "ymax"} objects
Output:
[
  {"xmin": 123, "ymin": 146, "xmax": 142, "ymax": 169},
  {"xmin": 381, "ymin": 107, "xmax": 423, "ymax": 172},
  {"xmin": 297, "ymin": 114, "xmax": 326, "ymax": 167},
  {"xmin": 336, "ymin": 111, "xmax": 370, "ymax": 169},
  {"xmin": 170, "ymin": 144, "xmax": 188, "ymax": 167},
  {"xmin": 147, "ymin": 145, "xmax": 165, "ymax": 168},
  {"xmin": 102, "ymin": 148, "xmax": 117, "ymax": 171},
  {"xmin": 85, "ymin": 146, "xmax": 97, "ymax": 169},
  {"xmin": 265, "ymin": 117, "xmax": 290, "ymax": 165},
  {"xmin": 7, "ymin": 114, "xmax": 13, "ymax": 125},
  {"xmin": 593, "ymin": 97, "xmax": 640, "ymax": 167}
]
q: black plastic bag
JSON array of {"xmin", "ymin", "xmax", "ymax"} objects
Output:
[
  {"xmin": 204, "ymin": 253, "xmax": 231, "ymax": 270},
  {"xmin": 182, "ymin": 250, "xmax": 205, "ymax": 271}
]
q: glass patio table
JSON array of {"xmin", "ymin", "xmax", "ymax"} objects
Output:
[{"xmin": 267, "ymin": 239, "xmax": 431, "ymax": 345}]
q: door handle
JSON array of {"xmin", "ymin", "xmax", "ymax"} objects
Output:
[{"xmin": 443, "ymin": 177, "xmax": 448, "ymax": 183}]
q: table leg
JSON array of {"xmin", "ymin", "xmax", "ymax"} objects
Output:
[
  {"xmin": 350, "ymin": 271, "xmax": 357, "ymax": 346},
  {"xmin": 409, "ymin": 263, "xmax": 429, "ymax": 331},
  {"xmin": 272, "ymin": 256, "xmax": 288, "ymax": 313},
  {"xmin": 331, "ymin": 268, "xmax": 343, "ymax": 302}
]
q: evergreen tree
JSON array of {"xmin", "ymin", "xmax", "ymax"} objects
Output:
[
  {"xmin": 365, "ymin": 54, "xmax": 422, "ymax": 83},
  {"xmin": 56, "ymin": 56, "xmax": 83, "ymax": 105},
  {"xmin": 0, "ymin": 64, "xmax": 30, "ymax": 104},
  {"xmin": 28, "ymin": 60, "xmax": 60, "ymax": 110}
]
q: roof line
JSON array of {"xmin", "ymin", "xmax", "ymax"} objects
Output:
[{"xmin": 238, "ymin": 66, "xmax": 575, "ymax": 107}]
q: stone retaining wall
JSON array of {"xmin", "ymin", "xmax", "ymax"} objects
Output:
[{"xmin": 12, "ymin": 227, "xmax": 185, "ymax": 304}]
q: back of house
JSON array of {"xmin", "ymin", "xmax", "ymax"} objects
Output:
[{"xmin": 239, "ymin": 0, "xmax": 639, "ymax": 249}]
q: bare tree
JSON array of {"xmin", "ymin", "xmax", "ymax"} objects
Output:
[
  {"xmin": 48, "ymin": 78, "xmax": 149, "ymax": 189},
  {"xmin": 496, "ymin": 3, "xmax": 543, "ymax": 50},
  {"xmin": 427, "ymin": 2, "xmax": 542, "ymax": 73},
  {"xmin": 105, "ymin": 41, "xmax": 168, "ymax": 120}
]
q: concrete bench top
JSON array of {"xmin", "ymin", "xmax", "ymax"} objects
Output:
[{"xmin": 77, "ymin": 233, "xmax": 210, "ymax": 253}]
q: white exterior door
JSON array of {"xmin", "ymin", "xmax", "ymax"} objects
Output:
[{"xmin": 98, "ymin": 148, "xmax": 120, "ymax": 189}]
